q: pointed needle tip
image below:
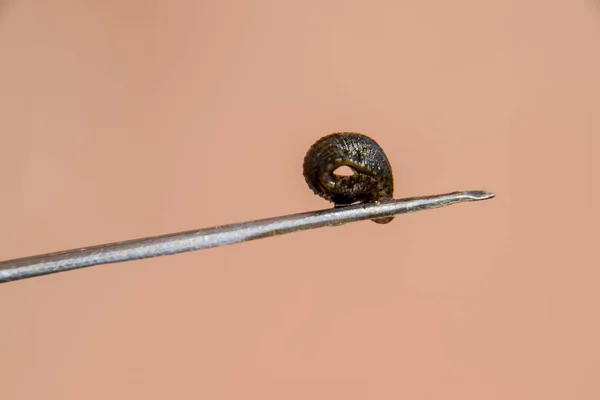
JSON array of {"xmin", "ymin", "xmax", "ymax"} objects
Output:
[{"xmin": 467, "ymin": 190, "xmax": 495, "ymax": 200}]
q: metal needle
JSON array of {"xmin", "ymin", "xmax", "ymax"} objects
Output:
[{"xmin": 0, "ymin": 190, "xmax": 494, "ymax": 284}]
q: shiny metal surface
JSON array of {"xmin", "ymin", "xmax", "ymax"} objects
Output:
[{"xmin": 0, "ymin": 190, "xmax": 494, "ymax": 284}]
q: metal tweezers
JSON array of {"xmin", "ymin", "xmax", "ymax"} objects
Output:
[{"xmin": 0, "ymin": 190, "xmax": 494, "ymax": 284}]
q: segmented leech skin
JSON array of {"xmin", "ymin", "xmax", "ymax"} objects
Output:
[{"xmin": 303, "ymin": 132, "xmax": 395, "ymax": 224}]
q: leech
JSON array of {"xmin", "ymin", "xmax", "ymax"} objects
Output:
[{"xmin": 303, "ymin": 132, "xmax": 395, "ymax": 224}]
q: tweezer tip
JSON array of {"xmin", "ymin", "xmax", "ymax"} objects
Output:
[{"xmin": 465, "ymin": 190, "xmax": 495, "ymax": 200}]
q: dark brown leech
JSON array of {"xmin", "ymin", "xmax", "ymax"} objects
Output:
[{"xmin": 303, "ymin": 132, "xmax": 395, "ymax": 224}]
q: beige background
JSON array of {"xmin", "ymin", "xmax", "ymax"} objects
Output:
[{"xmin": 1, "ymin": 1, "xmax": 599, "ymax": 399}]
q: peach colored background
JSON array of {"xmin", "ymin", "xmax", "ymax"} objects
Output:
[{"xmin": 1, "ymin": 1, "xmax": 599, "ymax": 399}]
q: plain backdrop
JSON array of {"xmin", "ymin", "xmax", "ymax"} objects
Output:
[{"xmin": 1, "ymin": 1, "xmax": 599, "ymax": 399}]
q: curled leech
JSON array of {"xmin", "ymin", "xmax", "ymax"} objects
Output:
[{"xmin": 302, "ymin": 132, "xmax": 395, "ymax": 224}]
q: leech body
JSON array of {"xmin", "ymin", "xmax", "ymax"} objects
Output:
[{"xmin": 303, "ymin": 132, "xmax": 395, "ymax": 224}]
